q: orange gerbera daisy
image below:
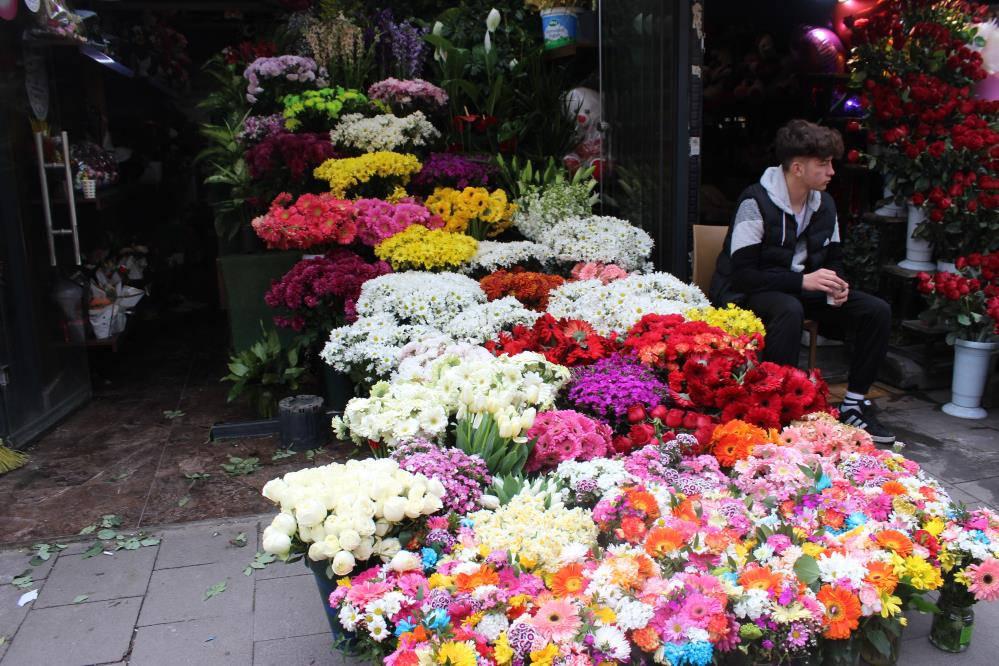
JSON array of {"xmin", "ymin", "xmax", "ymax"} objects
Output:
[
  {"xmin": 550, "ymin": 563, "xmax": 588, "ymax": 598},
  {"xmin": 455, "ymin": 566, "xmax": 499, "ymax": 592},
  {"xmin": 822, "ymin": 509, "xmax": 845, "ymax": 529},
  {"xmin": 631, "ymin": 626, "xmax": 661, "ymax": 652},
  {"xmin": 881, "ymin": 480, "xmax": 906, "ymax": 496},
  {"xmin": 874, "ymin": 530, "xmax": 914, "ymax": 557},
  {"xmin": 817, "ymin": 585, "xmax": 861, "ymax": 639},
  {"xmin": 645, "ymin": 526, "xmax": 686, "ymax": 558},
  {"xmin": 626, "ymin": 489, "xmax": 661, "ymax": 519},
  {"xmin": 738, "ymin": 565, "xmax": 782, "ymax": 594},
  {"xmin": 710, "ymin": 420, "xmax": 771, "ymax": 467},
  {"xmin": 673, "ymin": 499, "xmax": 699, "ymax": 522},
  {"xmin": 865, "ymin": 561, "xmax": 899, "ymax": 594},
  {"xmin": 619, "ymin": 515, "xmax": 648, "ymax": 543}
]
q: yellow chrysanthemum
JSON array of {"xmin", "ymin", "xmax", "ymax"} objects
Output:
[
  {"xmin": 880, "ymin": 592, "xmax": 903, "ymax": 618},
  {"xmin": 685, "ymin": 303, "xmax": 766, "ymax": 338},
  {"xmin": 313, "ymin": 151, "xmax": 421, "ymax": 199},
  {"xmin": 802, "ymin": 542, "xmax": 825, "ymax": 558},
  {"xmin": 428, "ymin": 573, "xmax": 453, "ymax": 589},
  {"xmin": 424, "ymin": 186, "xmax": 515, "ymax": 239},
  {"xmin": 494, "ymin": 632, "xmax": 514, "ymax": 665},
  {"xmin": 901, "ymin": 555, "xmax": 943, "ymax": 591},
  {"xmin": 923, "ymin": 517, "xmax": 946, "ymax": 537},
  {"xmin": 529, "ymin": 643, "xmax": 559, "ymax": 666},
  {"xmin": 374, "ymin": 225, "xmax": 478, "ymax": 271},
  {"xmin": 436, "ymin": 641, "xmax": 477, "ymax": 666}
]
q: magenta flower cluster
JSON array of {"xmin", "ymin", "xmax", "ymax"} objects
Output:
[
  {"xmin": 390, "ymin": 439, "xmax": 492, "ymax": 515},
  {"xmin": 566, "ymin": 354, "xmax": 667, "ymax": 424},
  {"xmin": 353, "ymin": 198, "xmax": 444, "ymax": 246},
  {"xmin": 265, "ymin": 249, "xmax": 391, "ymax": 330},
  {"xmin": 245, "ymin": 132, "xmax": 336, "ymax": 181},
  {"xmin": 524, "ymin": 410, "xmax": 613, "ymax": 473},
  {"xmin": 411, "ymin": 153, "xmax": 495, "ymax": 191}
]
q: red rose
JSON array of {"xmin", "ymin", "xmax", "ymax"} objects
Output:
[
  {"xmin": 665, "ymin": 408, "xmax": 685, "ymax": 429},
  {"xmin": 846, "ymin": 149, "xmax": 860, "ymax": 163},
  {"xmin": 649, "ymin": 404, "xmax": 669, "ymax": 421},
  {"xmin": 628, "ymin": 423, "xmax": 656, "ymax": 447},
  {"xmin": 612, "ymin": 435, "xmax": 633, "ymax": 454},
  {"xmin": 626, "ymin": 404, "xmax": 648, "ymax": 424}
]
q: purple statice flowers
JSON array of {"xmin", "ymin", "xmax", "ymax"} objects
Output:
[
  {"xmin": 566, "ymin": 354, "xmax": 667, "ymax": 424},
  {"xmin": 411, "ymin": 153, "xmax": 495, "ymax": 191},
  {"xmin": 390, "ymin": 439, "xmax": 492, "ymax": 515}
]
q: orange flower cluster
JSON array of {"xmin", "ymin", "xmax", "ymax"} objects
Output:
[
  {"xmin": 479, "ymin": 269, "xmax": 566, "ymax": 312},
  {"xmin": 817, "ymin": 585, "xmax": 862, "ymax": 639},
  {"xmin": 709, "ymin": 420, "xmax": 778, "ymax": 468}
]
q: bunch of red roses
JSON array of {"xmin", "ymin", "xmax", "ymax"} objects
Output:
[
  {"xmin": 479, "ymin": 269, "xmax": 566, "ymax": 312},
  {"xmin": 485, "ymin": 314, "xmax": 618, "ymax": 367},
  {"xmin": 251, "ymin": 192, "xmax": 356, "ymax": 250},
  {"xmin": 917, "ymin": 250, "xmax": 999, "ymax": 341},
  {"xmin": 616, "ymin": 403, "xmax": 718, "ymax": 453}
]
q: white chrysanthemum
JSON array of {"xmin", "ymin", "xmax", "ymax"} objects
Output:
[
  {"xmin": 733, "ymin": 588, "xmax": 771, "ymax": 620},
  {"xmin": 817, "ymin": 551, "xmax": 867, "ymax": 588},
  {"xmin": 476, "ymin": 612, "xmax": 510, "ymax": 641},
  {"xmin": 338, "ymin": 604, "xmax": 360, "ymax": 631},
  {"xmin": 593, "ymin": 626, "xmax": 631, "ymax": 661},
  {"xmin": 330, "ymin": 112, "xmax": 439, "ymax": 153},
  {"xmin": 459, "ymin": 240, "xmax": 555, "ymax": 273},
  {"xmin": 538, "ymin": 215, "xmax": 653, "ymax": 270},
  {"xmin": 444, "ymin": 297, "xmax": 540, "ymax": 344},
  {"xmin": 613, "ymin": 599, "xmax": 655, "ymax": 631},
  {"xmin": 514, "ymin": 181, "xmax": 597, "ymax": 241}
]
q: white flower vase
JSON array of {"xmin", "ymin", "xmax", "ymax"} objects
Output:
[
  {"xmin": 898, "ymin": 203, "xmax": 935, "ymax": 272},
  {"xmin": 942, "ymin": 339, "xmax": 998, "ymax": 419},
  {"xmin": 937, "ymin": 260, "xmax": 959, "ymax": 274},
  {"xmin": 874, "ymin": 185, "xmax": 905, "ymax": 217}
]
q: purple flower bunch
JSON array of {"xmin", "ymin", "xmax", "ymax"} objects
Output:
[
  {"xmin": 264, "ymin": 249, "xmax": 391, "ymax": 330},
  {"xmin": 624, "ymin": 434, "xmax": 698, "ymax": 485},
  {"xmin": 388, "ymin": 20, "xmax": 429, "ymax": 79},
  {"xmin": 367, "ymin": 78, "xmax": 448, "ymax": 110},
  {"xmin": 390, "ymin": 439, "xmax": 492, "ymax": 514},
  {"xmin": 244, "ymin": 132, "xmax": 336, "ymax": 181},
  {"xmin": 353, "ymin": 198, "xmax": 444, "ymax": 246},
  {"xmin": 411, "ymin": 153, "xmax": 495, "ymax": 191},
  {"xmin": 524, "ymin": 410, "xmax": 613, "ymax": 473},
  {"xmin": 566, "ymin": 354, "xmax": 667, "ymax": 424},
  {"xmin": 238, "ymin": 114, "xmax": 286, "ymax": 145},
  {"xmin": 243, "ymin": 55, "xmax": 320, "ymax": 103}
]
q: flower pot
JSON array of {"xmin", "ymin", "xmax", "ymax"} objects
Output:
[
  {"xmin": 943, "ymin": 338, "xmax": 999, "ymax": 419},
  {"xmin": 540, "ymin": 7, "xmax": 579, "ymax": 50},
  {"xmin": 322, "ymin": 365, "xmax": 354, "ymax": 414},
  {"xmin": 930, "ymin": 579, "xmax": 976, "ymax": 653},
  {"xmin": 936, "ymin": 260, "xmax": 959, "ymax": 274},
  {"xmin": 897, "ymin": 203, "xmax": 935, "ymax": 271},
  {"xmin": 874, "ymin": 185, "xmax": 904, "ymax": 217},
  {"xmin": 305, "ymin": 558, "xmax": 357, "ymax": 649}
]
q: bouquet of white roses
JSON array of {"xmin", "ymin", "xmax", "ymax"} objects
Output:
[
  {"xmin": 260, "ymin": 458, "xmax": 446, "ymax": 575},
  {"xmin": 539, "ymin": 215, "xmax": 654, "ymax": 271},
  {"xmin": 330, "ymin": 111, "xmax": 440, "ymax": 154},
  {"xmin": 547, "ymin": 272, "xmax": 709, "ymax": 335}
]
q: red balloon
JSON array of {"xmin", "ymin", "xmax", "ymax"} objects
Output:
[
  {"xmin": 0, "ymin": 0, "xmax": 17, "ymax": 21},
  {"xmin": 833, "ymin": 0, "xmax": 886, "ymax": 48}
]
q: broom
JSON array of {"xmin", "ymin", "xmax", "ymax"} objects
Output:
[{"xmin": 0, "ymin": 439, "xmax": 27, "ymax": 473}]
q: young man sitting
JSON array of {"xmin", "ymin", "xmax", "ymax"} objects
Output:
[{"xmin": 710, "ymin": 119, "xmax": 895, "ymax": 444}]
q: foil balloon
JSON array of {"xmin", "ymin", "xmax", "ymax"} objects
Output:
[
  {"xmin": 796, "ymin": 26, "xmax": 847, "ymax": 75},
  {"xmin": 833, "ymin": 0, "xmax": 886, "ymax": 47},
  {"xmin": 0, "ymin": 0, "xmax": 16, "ymax": 21}
]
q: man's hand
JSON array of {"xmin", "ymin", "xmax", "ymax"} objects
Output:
[
  {"xmin": 830, "ymin": 284, "xmax": 849, "ymax": 307},
  {"xmin": 802, "ymin": 268, "xmax": 848, "ymax": 294}
]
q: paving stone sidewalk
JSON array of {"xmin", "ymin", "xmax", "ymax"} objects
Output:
[{"xmin": 0, "ymin": 390, "xmax": 997, "ymax": 665}]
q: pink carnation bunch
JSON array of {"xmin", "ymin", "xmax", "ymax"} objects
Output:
[
  {"xmin": 252, "ymin": 192, "xmax": 357, "ymax": 250},
  {"xmin": 525, "ymin": 410, "xmax": 613, "ymax": 473},
  {"xmin": 570, "ymin": 262, "xmax": 630, "ymax": 284},
  {"xmin": 367, "ymin": 78, "xmax": 448, "ymax": 109},
  {"xmin": 353, "ymin": 198, "xmax": 444, "ymax": 246}
]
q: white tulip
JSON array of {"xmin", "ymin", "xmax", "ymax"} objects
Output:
[
  {"xmin": 479, "ymin": 494, "xmax": 500, "ymax": 510},
  {"xmin": 389, "ymin": 550, "xmax": 422, "ymax": 572},
  {"xmin": 271, "ymin": 512, "xmax": 297, "ymax": 536},
  {"xmin": 331, "ymin": 550, "xmax": 356, "ymax": 576},
  {"xmin": 338, "ymin": 529, "xmax": 361, "ymax": 551},
  {"xmin": 262, "ymin": 527, "xmax": 291, "ymax": 557},
  {"xmin": 382, "ymin": 496, "xmax": 407, "ymax": 522},
  {"xmin": 486, "ymin": 8, "xmax": 501, "ymax": 32},
  {"xmin": 295, "ymin": 498, "xmax": 327, "ymax": 528}
]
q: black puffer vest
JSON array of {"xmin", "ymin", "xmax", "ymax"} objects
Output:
[{"xmin": 710, "ymin": 183, "xmax": 838, "ymax": 305}]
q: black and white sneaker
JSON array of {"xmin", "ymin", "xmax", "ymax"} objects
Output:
[{"xmin": 839, "ymin": 400, "xmax": 896, "ymax": 445}]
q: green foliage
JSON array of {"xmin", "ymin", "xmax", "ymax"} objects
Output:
[
  {"xmin": 221, "ymin": 326, "xmax": 309, "ymax": 418},
  {"xmin": 842, "ymin": 219, "xmax": 881, "ymax": 294},
  {"xmin": 221, "ymin": 456, "xmax": 262, "ymax": 477},
  {"xmin": 453, "ymin": 414, "xmax": 534, "ymax": 477},
  {"xmin": 495, "ymin": 154, "xmax": 595, "ymax": 201},
  {"xmin": 490, "ymin": 474, "xmax": 563, "ymax": 507},
  {"xmin": 196, "ymin": 111, "xmax": 254, "ymax": 241}
]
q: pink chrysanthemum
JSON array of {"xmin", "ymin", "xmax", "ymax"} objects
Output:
[
  {"xmin": 531, "ymin": 598, "xmax": 582, "ymax": 642},
  {"xmin": 968, "ymin": 558, "xmax": 999, "ymax": 602}
]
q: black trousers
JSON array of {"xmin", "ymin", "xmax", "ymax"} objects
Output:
[{"xmin": 743, "ymin": 290, "xmax": 891, "ymax": 395}]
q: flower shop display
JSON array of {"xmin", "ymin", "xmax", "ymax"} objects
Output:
[
  {"xmin": 367, "ymin": 78, "xmax": 449, "ymax": 112},
  {"xmin": 424, "ymin": 186, "xmax": 516, "ymax": 240},
  {"xmin": 353, "ymin": 198, "xmax": 444, "ymax": 247},
  {"xmin": 265, "ymin": 250, "xmax": 392, "ymax": 331},
  {"xmin": 513, "ymin": 177, "xmax": 598, "ymax": 241},
  {"xmin": 411, "ymin": 153, "xmax": 496, "ymax": 192},
  {"xmin": 313, "ymin": 151, "xmax": 422, "ymax": 200},
  {"xmin": 244, "ymin": 55, "xmax": 322, "ymax": 104},
  {"xmin": 374, "ymin": 225, "xmax": 478, "ymax": 272},
  {"xmin": 539, "ymin": 215, "xmax": 654, "ymax": 271},
  {"xmin": 480, "ymin": 269, "xmax": 565, "ymax": 311},
  {"xmin": 250, "ymin": 192, "xmax": 356, "ymax": 250},
  {"xmin": 281, "ymin": 87, "xmax": 373, "ymax": 132},
  {"xmin": 917, "ymin": 251, "xmax": 999, "ymax": 418},
  {"xmin": 329, "ymin": 112, "xmax": 440, "ymax": 154}
]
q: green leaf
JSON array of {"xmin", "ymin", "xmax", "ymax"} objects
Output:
[
  {"xmin": 178, "ymin": 496, "xmax": 191, "ymax": 507},
  {"xmin": 78, "ymin": 525, "xmax": 96, "ymax": 536},
  {"xmin": 97, "ymin": 529, "xmax": 118, "ymax": 540},
  {"xmin": 229, "ymin": 533, "xmax": 248, "ymax": 548},
  {"xmin": 793, "ymin": 554, "xmax": 820, "ymax": 585},
  {"xmin": 271, "ymin": 449, "xmax": 295, "ymax": 461},
  {"xmin": 140, "ymin": 538, "xmax": 161, "ymax": 547},
  {"xmin": 73, "ymin": 595, "xmax": 89, "ymax": 604},
  {"xmin": 203, "ymin": 581, "xmax": 227, "ymax": 601},
  {"xmin": 101, "ymin": 515, "xmax": 123, "ymax": 528},
  {"xmin": 908, "ymin": 596, "xmax": 940, "ymax": 614},
  {"xmin": 81, "ymin": 542, "xmax": 103, "ymax": 559},
  {"xmin": 11, "ymin": 573, "xmax": 33, "ymax": 590},
  {"xmin": 865, "ymin": 628, "xmax": 892, "ymax": 657}
]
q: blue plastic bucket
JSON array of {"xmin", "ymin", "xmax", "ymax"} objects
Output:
[{"xmin": 540, "ymin": 8, "xmax": 578, "ymax": 50}]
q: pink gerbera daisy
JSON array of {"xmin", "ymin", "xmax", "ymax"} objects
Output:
[
  {"xmin": 680, "ymin": 593, "xmax": 723, "ymax": 627},
  {"xmin": 968, "ymin": 559, "xmax": 999, "ymax": 602},
  {"xmin": 531, "ymin": 599, "xmax": 582, "ymax": 642}
]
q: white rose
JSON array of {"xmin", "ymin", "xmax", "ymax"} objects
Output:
[
  {"xmin": 261, "ymin": 526, "xmax": 291, "ymax": 557},
  {"xmin": 354, "ymin": 517, "xmax": 377, "ymax": 537},
  {"xmin": 262, "ymin": 479, "xmax": 288, "ymax": 505},
  {"xmin": 375, "ymin": 520, "xmax": 390, "ymax": 537},
  {"xmin": 308, "ymin": 542, "xmax": 328, "ymax": 561},
  {"xmin": 331, "ymin": 550, "xmax": 356, "ymax": 576},
  {"xmin": 323, "ymin": 534, "xmax": 341, "ymax": 552},
  {"xmin": 295, "ymin": 498, "xmax": 327, "ymax": 528},
  {"xmin": 389, "ymin": 550, "xmax": 422, "ymax": 572},
  {"xmin": 271, "ymin": 512, "xmax": 298, "ymax": 536},
  {"xmin": 422, "ymin": 494, "xmax": 443, "ymax": 515},
  {"xmin": 298, "ymin": 525, "xmax": 313, "ymax": 543},
  {"xmin": 382, "ymin": 496, "xmax": 407, "ymax": 522},
  {"xmin": 427, "ymin": 478, "xmax": 446, "ymax": 498},
  {"xmin": 377, "ymin": 537, "xmax": 402, "ymax": 560},
  {"xmin": 355, "ymin": 537, "xmax": 375, "ymax": 562},
  {"xmin": 338, "ymin": 529, "xmax": 361, "ymax": 551},
  {"xmin": 404, "ymin": 497, "xmax": 425, "ymax": 519}
]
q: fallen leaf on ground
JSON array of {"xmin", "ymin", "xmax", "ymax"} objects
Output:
[
  {"xmin": 73, "ymin": 595, "xmax": 89, "ymax": 604},
  {"xmin": 204, "ymin": 581, "xmax": 227, "ymax": 601},
  {"xmin": 230, "ymin": 532, "xmax": 247, "ymax": 548}
]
